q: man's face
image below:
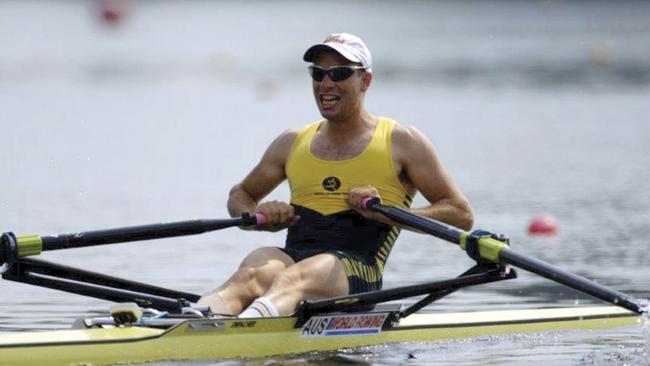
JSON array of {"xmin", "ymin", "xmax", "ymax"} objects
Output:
[{"xmin": 311, "ymin": 51, "xmax": 371, "ymax": 121}]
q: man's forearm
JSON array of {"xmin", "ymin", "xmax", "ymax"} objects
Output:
[
  {"xmin": 227, "ymin": 183, "xmax": 259, "ymax": 218},
  {"xmin": 369, "ymin": 197, "xmax": 473, "ymax": 232},
  {"xmin": 411, "ymin": 198, "xmax": 474, "ymax": 231}
]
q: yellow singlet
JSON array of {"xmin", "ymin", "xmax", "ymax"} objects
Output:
[
  {"xmin": 286, "ymin": 117, "xmax": 413, "ymax": 215},
  {"xmin": 283, "ymin": 117, "xmax": 414, "ymax": 293}
]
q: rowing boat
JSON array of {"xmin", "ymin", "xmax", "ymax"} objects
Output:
[
  {"xmin": 0, "ymin": 205, "xmax": 646, "ymax": 366},
  {"xmin": 0, "ymin": 305, "xmax": 637, "ymax": 366}
]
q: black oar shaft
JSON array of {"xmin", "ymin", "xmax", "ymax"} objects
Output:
[
  {"xmin": 370, "ymin": 203, "xmax": 463, "ymax": 243},
  {"xmin": 363, "ymin": 198, "xmax": 643, "ymax": 315},
  {"xmin": 1, "ymin": 214, "xmax": 262, "ymax": 264},
  {"xmin": 40, "ymin": 218, "xmax": 251, "ymax": 251},
  {"xmin": 500, "ymin": 248, "xmax": 642, "ymax": 314}
]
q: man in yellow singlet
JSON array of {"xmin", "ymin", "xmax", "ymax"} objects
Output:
[{"xmin": 198, "ymin": 33, "xmax": 473, "ymax": 318}]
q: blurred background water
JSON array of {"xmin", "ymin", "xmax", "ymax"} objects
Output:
[{"xmin": 1, "ymin": 0, "xmax": 650, "ymax": 365}]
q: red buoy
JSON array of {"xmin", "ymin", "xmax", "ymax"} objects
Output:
[
  {"xmin": 528, "ymin": 215, "xmax": 558, "ymax": 235},
  {"xmin": 98, "ymin": 0, "xmax": 128, "ymax": 26}
]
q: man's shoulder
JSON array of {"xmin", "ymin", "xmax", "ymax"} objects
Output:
[
  {"xmin": 277, "ymin": 127, "xmax": 301, "ymax": 140},
  {"xmin": 279, "ymin": 120, "xmax": 327, "ymax": 145},
  {"xmin": 280, "ymin": 120, "xmax": 323, "ymax": 139},
  {"xmin": 270, "ymin": 121, "xmax": 320, "ymax": 155},
  {"xmin": 272, "ymin": 128, "xmax": 300, "ymax": 151},
  {"xmin": 389, "ymin": 120, "xmax": 426, "ymax": 146}
]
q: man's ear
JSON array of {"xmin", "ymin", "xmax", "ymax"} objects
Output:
[{"xmin": 361, "ymin": 71, "xmax": 373, "ymax": 92}]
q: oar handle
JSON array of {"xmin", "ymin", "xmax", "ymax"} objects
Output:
[
  {"xmin": 361, "ymin": 197, "xmax": 644, "ymax": 315},
  {"xmin": 360, "ymin": 197, "xmax": 379, "ymax": 210},
  {"xmin": 1, "ymin": 213, "xmax": 266, "ymax": 265}
]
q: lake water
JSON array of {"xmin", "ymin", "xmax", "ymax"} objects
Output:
[{"xmin": 1, "ymin": 1, "xmax": 650, "ymax": 365}]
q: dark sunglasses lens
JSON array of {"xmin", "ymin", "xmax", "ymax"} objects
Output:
[
  {"xmin": 330, "ymin": 67, "xmax": 355, "ymax": 82},
  {"xmin": 309, "ymin": 67, "xmax": 325, "ymax": 81}
]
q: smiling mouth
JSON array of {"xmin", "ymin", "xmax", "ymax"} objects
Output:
[{"xmin": 320, "ymin": 95, "xmax": 340, "ymax": 108}]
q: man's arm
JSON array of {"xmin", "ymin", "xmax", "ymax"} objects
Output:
[
  {"xmin": 349, "ymin": 125, "xmax": 473, "ymax": 230},
  {"xmin": 228, "ymin": 129, "xmax": 300, "ymax": 228},
  {"xmin": 395, "ymin": 125, "xmax": 473, "ymax": 230}
]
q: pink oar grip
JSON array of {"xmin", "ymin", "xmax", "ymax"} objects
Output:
[
  {"xmin": 254, "ymin": 213, "xmax": 266, "ymax": 226},
  {"xmin": 360, "ymin": 197, "xmax": 375, "ymax": 210}
]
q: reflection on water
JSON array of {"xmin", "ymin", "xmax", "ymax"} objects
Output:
[{"xmin": 1, "ymin": 0, "xmax": 650, "ymax": 365}]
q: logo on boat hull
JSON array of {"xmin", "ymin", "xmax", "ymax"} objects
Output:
[
  {"xmin": 300, "ymin": 313, "xmax": 388, "ymax": 338},
  {"xmin": 187, "ymin": 319, "xmax": 226, "ymax": 332},
  {"xmin": 231, "ymin": 320, "xmax": 256, "ymax": 328}
]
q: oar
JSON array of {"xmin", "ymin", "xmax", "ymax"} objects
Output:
[
  {"xmin": 361, "ymin": 198, "xmax": 644, "ymax": 315},
  {"xmin": 0, "ymin": 213, "xmax": 265, "ymax": 265}
]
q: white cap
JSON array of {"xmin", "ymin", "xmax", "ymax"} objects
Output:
[{"xmin": 303, "ymin": 33, "xmax": 372, "ymax": 70}]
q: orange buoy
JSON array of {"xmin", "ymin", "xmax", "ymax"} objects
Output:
[{"xmin": 528, "ymin": 215, "xmax": 558, "ymax": 235}]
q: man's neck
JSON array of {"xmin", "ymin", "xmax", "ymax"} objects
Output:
[
  {"xmin": 311, "ymin": 110, "xmax": 379, "ymax": 160},
  {"xmin": 323, "ymin": 110, "xmax": 376, "ymax": 137}
]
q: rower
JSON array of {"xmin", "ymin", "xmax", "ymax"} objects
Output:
[{"xmin": 197, "ymin": 33, "xmax": 473, "ymax": 318}]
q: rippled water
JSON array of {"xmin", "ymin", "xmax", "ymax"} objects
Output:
[{"xmin": 1, "ymin": 1, "xmax": 650, "ymax": 365}]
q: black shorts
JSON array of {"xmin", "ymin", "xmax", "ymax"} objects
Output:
[{"xmin": 279, "ymin": 247, "xmax": 383, "ymax": 295}]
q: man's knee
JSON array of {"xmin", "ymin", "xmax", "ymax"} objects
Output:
[
  {"xmin": 271, "ymin": 267, "xmax": 304, "ymax": 290},
  {"xmin": 231, "ymin": 265, "xmax": 257, "ymax": 283},
  {"xmin": 264, "ymin": 257, "xmax": 348, "ymax": 301},
  {"xmin": 229, "ymin": 266, "xmax": 266, "ymax": 298},
  {"xmin": 239, "ymin": 246, "xmax": 293, "ymax": 268}
]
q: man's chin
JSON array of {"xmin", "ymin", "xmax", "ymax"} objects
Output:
[{"xmin": 319, "ymin": 108, "xmax": 339, "ymax": 120}]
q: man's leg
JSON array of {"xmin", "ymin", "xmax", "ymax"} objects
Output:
[
  {"xmin": 240, "ymin": 253, "xmax": 349, "ymax": 317},
  {"xmin": 197, "ymin": 247, "xmax": 294, "ymax": 315}
]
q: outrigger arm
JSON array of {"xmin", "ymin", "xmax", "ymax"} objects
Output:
[
  {"xmin": 2, "ymin": 257, "xmax": 201, "ymax": 313},
  {"xmin": 295, "ymin": 262, "xmax": 516, "ymax": 327}
]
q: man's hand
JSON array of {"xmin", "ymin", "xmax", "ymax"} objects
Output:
[
  {"xmin": 348, "ymin": 186, "xmax": 386, "ymax": 223},
  {"xmin": 255, "ymin": 200, "xmax": 301, "ymax": 231}
]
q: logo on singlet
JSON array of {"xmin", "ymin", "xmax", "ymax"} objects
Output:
[{"xmin": 322, "ymin": 176, "xmax": 341, "ymax": 192}]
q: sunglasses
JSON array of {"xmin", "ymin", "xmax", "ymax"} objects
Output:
[{"xmin": 308, "ymin": 65, "xmax": 366, "ymax": 82}]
